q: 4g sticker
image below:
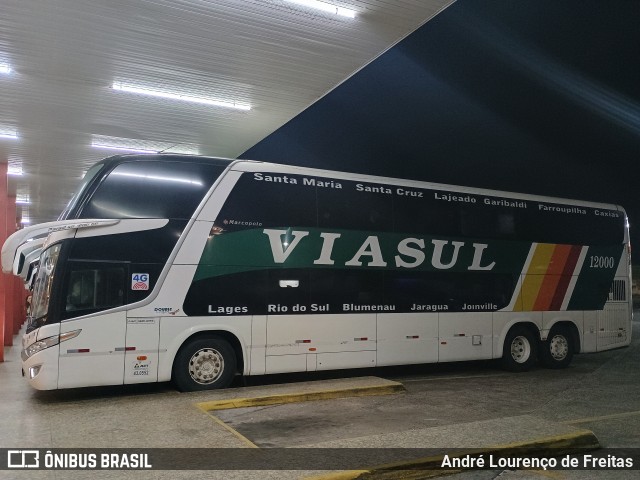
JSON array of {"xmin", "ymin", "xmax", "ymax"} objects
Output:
[{"xmin": 131, "ymin": 273, "xmax": 150, "ymax": 291}]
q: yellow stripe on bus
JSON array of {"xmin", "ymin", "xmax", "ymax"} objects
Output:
[{"xmin": 514, "ymin": 243, "xmax": 557, "ymax": 311}]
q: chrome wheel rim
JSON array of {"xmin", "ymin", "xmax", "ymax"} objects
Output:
[
  {"xmin": 549, "ymin": 334, "xmax": 569, "ymax": 361},
  {"xmin": 510, "ymin": 335, "xmax": 531, "ymax": 364},
  {"xmin": 188, "ymin": 348, "xmax": 224, "ymax": 384}
]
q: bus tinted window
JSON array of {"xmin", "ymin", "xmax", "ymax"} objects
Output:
[
  {"xmin": 62, "ymin": 262, "xmax": 125, "ymax": 319},
  {"xmin": 394, "ymin": 192, "xmax": 461, "ymax": 237},
  {"xmin": 519, "ymin": 204, "xmax": 624, "ymax": 245},
  {"xmin": 216, "ymin": 173, "xmax": 317, "ymax": 231},
  {"xmin": 81, "ymin": 161, "xmax": 225, "ymax": 219},
  {"xmin": 459, "ymin": 206, "xmax": 517, "ymax": 240},
  {"xmin": 318, "ymin": 181, "xmax": 393, "ymax": 232}
]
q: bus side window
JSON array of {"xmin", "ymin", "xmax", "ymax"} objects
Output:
[
  {"xmin": 63, "ymin": 263, "xmax": 125, "ymax": 319},
  {"xmin": 394, "ymin": 193, "xmax": 461, "ymax": 237},
  {"xmin": 317, "ymin": 181, "xmax": 393, "ymax": 232},
  {"xmin": 216, "ymin": 173, "xmax": 317, "ymax": 231},
  {"xmin": 460, "ymin": 207, "xmax": 517, "ymax": 240}
]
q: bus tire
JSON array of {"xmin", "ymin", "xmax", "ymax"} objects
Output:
[
  {"xmin": 501, "ymin": 326, "xmax": 537, "ymax": 372},
  {"xmin": 539, "ymin": 326, "xmax": 574, "ymax": 369},
  {"xmin": 172, "ymin": 336, "xmax": 236, "ymax": 391}
]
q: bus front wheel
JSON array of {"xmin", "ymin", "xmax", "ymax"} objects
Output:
[
  {"xmin": 501, "ymin": 326, "xmax": 537, "ymax": 372},
  {"xmin": 539, "ymin": 326, "xmax": 574, "ymax": 369},
  {"xmin": 173, "ymin": 336, "xmax": 236, "ymax": 391}
]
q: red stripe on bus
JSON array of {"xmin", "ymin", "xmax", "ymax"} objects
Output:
[
  {"xmin": 548, "ymin": 245, "xmax": 583, "ymax": 310},
  {"xmin": 533, "ymin": 244, "xmax": 572, "ymax": 311}
]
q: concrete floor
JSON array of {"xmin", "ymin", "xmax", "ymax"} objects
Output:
[{"xmin": 1, "ymin": 311, "xmax": 638, "ymax": 479}]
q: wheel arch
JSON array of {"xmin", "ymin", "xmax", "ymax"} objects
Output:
[
  {"xmin": 170, "ymin": 329, "xmax": 245, "ymax": 379},
  {"xmin": 544, "ymin": 320, "xmax": 581, "ymax": 354},
  {"xmin": 496, "ymin": 320, "xmax": 541, "ymax": 358}
]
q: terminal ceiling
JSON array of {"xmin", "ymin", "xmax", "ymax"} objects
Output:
[{"xmin": 0, "ymin": 0, "xmax": 453, "ymax": 225}]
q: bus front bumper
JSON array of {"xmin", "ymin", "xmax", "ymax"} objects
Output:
[{"xmin": 21, "ymin": 345, "xmax": 60, "ymax": 390}]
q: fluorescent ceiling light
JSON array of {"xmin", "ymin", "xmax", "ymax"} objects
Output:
[
  {"xmin": 91, "ymin": 135, "xmax": 199, "ymax": 155},
  {"xmin": 0, "ymin": 127, "xmax": 18, "ymax": 139},
  {"xmin": 111, "ymin": 171, "xmax": 203, "ymax": 186},
  {"xmin": 285, "ymin": 0, "xmax": 356, "ymax": 18},
  {"xmin": 7, "ymin": 165, "xmax": 23, "ymax": 176},
  {"xmin": 16, "ymin": 196, "xmax": 31, "ymax": 205},
  {"xmin": 112, "ymin": 82, "xmax": 251, "ymax": 111},
  {"xmin": 0, "ymin": 63, "xmax": 11, "ymax": 74}
]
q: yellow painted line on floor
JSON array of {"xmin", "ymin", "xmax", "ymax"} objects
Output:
[
  {"xmin": 194, "ymin": 380, "xmax": 405, "ymax": 452},
  {"xmin": 303, "ymin": 429, "xmax": 598, "ymax": 480},
  {"xmin": 195, "ymin": 403, "xmax": 259, "ymax": 449},
  {"xmin": 562, "ymin": 410, "xmax": 640, "ymax": 426},
  {"xmin": 196, "ymin": 382, "xmax": 405, "ymax": 412},
  {"xmin": 400, "ymin": 373, "xmax": 509, "ymax": 383}
]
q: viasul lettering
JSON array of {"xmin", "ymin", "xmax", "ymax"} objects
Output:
[{"xmin": 262, "ymin": 229, "xmax": 496, "ymax": 271}]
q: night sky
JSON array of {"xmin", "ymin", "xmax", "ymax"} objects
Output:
[{"xmin": 242, "ymin": 0, "xmax": 640, "ymax": 261}]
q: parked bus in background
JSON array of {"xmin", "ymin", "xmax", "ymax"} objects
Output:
[{"xmin": 2, "ymin": 154, "xmax": 632, "ymax": 391}]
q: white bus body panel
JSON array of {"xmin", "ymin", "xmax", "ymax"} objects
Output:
[
  {"xmin": 172, "ymin": 221, "xmax": 215, "ymax": 265},
  {"xmin": 265, "ymin": 314, "xmax": 376, "ymax": 374},
  {"xmin": 196, "ymin": 170, "xmax": 243, "ymax": 222},
  {"xmin": 593, "ymin": 247, "xmax": 633, "ymax": 351},
  {"xmin": 250, "ymin": 315, "xmax": 267, "ymax": 375},
  {"xmin": 597, "ymin": 302, "xmax": 631, "ymax": 350},
  {"xmin": 124, "ymin": 317, "xmax": 160, "ymax": 384},
  {"xmin": 57, "ymin": 312, "xmax": 127, "ymax": 388},
  {"xmin": 439, "ymin": 313, "xmax": 493, "ymax": 362},
  {"xmin": 541, "ymin": 311, "xmax": 583, "ymax": 343},
  {"xmin": 376, "ymin": 313, "xmax": 438, "ymax": 366},
  {"xmin": 316, "ymin": 350, "xmax": 376, "ymax": 371},
  {"xmin": 582, "ymin": 311, "xmax": 598, "ymax": 352},
  {"xmin": 264, "ymin": 354, "xmax": 308, "ymax": 374}
]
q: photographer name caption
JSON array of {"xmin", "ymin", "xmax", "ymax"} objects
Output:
[{"xmin": 441, "ymin": 453, "xmax": 636, "ymax": 470}]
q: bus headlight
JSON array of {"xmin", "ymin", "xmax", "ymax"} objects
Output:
[
  {"xmin": 22, "ymin": 330, "xmax": 82, "ymax": 360},
  {"xmin": 23, "ymin": 335, "xmax": 60, "ymax": 359}
]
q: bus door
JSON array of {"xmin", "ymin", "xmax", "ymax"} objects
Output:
[
  {"xmin": 58, "ymin": 312, "xmax": 127, "ymax": 388},
  {"xmin": 57, "ymin": 261, "xmax": 128, "ymax": 388},
  {"xmin": 124, "ymin": 315, "xmax": 160, "ymax": 384}
]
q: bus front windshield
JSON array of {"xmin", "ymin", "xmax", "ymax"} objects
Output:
[
  {"xmin": 29, "ymin": 243, "xmax": 62, "ymax": 329},
  {"xmin": 58, "ymin": 162, "xmax": 104, "ymax": 220}
]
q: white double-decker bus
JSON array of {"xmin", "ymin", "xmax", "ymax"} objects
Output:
[{"xmin": 2, "ymin": 154, "xmax": 632, "ymax": 391}]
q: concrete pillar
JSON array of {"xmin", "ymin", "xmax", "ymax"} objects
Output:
[
  {"xmin": 4, "ymin": 194, "xmax": 17, "ymax": 346},
  {"xmin": 0, "ymin": 163, "xmax": 7, "ymax": 360}
]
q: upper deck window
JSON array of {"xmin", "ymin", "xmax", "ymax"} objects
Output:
[{"xmin": 80, "ymin": 160, "xmax": 226, "ymax": 219}]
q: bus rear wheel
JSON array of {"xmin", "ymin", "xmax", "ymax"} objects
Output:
[
  {"xmin": 501, "ymin": 326, "xmax": 537, "ymax": 372},
  {"xmin": 173, "ymin": 336, "xmax": 236, "ymax": 391},
  {"xmin": 539, "ymin": 326, "xmax": 574, "ymax": 369}
]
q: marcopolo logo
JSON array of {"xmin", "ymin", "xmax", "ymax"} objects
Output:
[{"xmin": 7, "ymin": 450, "xmax": 39, "ymax": 468}]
